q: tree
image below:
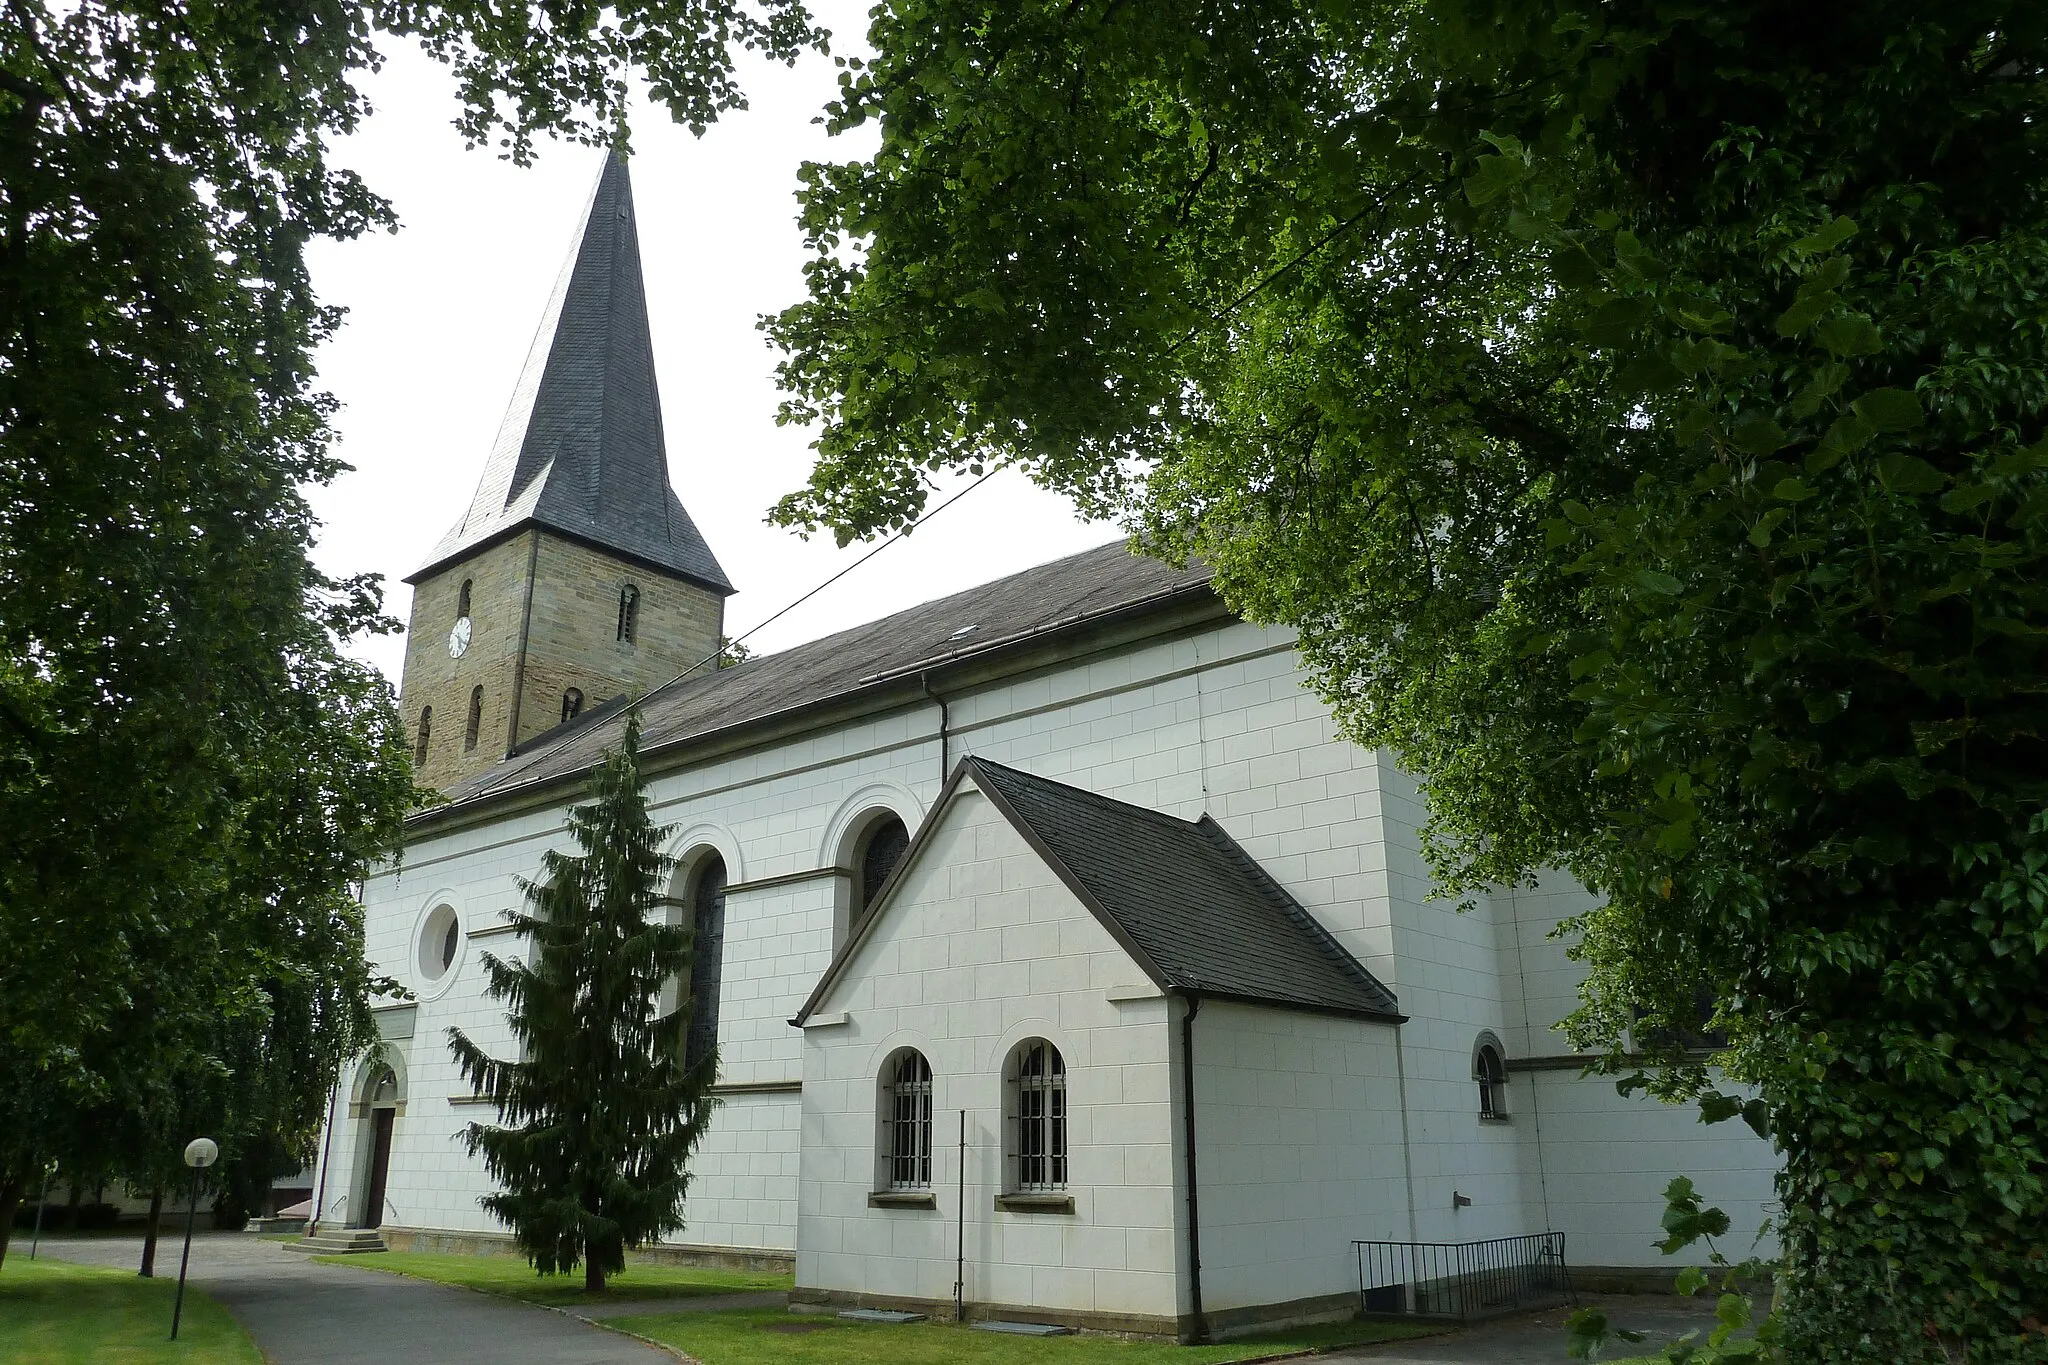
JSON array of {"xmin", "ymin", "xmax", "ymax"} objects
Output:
[
  {"xmin": 765, "ymin": 3, "xmax": 2048, "ymax": 1358},
  {"xmin": 0, "ymin": 0, "xmax": 820, "ymax": 1263},
  {"xmin": 449, "ymin": 712, "xmax": 719, "ymax": 1293}
]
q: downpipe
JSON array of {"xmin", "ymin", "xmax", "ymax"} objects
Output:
[{"xmin": 1180, "ymin": 994, "xmax": 1207, "ymax": 1344}]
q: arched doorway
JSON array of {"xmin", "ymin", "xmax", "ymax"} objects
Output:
[{"xmin": 353, "ymin": 1062, "xmax": 401, "ymax": 1229}]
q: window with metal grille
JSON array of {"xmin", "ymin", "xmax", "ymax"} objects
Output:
[
  {"xmin": 465, "ymin": 685, "xmax": 484, "ymax": 751},
  {"xmin": 617, "ymin": 585, "xmax": 640, "ymax": 643},
  {"xmin": 882, "ymin": 1050, "xmax": 933, "ymax": 1190},
  {"xmin": 1475, "ymin": 1040, "xmax": 1509, "ymax": 1121},
  {"xmin": 685, "ymin": 855, "xmax": 727, "ymax": 1070},
  {"xmin": 1011, "ymin": 1040, "xmax": 1067, "ymax": 1190},
  {"xmin": 857, "ymin": 815, "xmax": 909, "ymax": 915},
  {"xmin": 414, "ymin": 707, "xmax": 432, "ymax": 764},
  {"xmin": 561, "ymin": 688, "xmax": 583, "ymax": 724}
]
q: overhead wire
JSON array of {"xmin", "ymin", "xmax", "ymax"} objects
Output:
[{"xmin": 618, "ymin": 463, "xmax": 1009, "ymax": 725}]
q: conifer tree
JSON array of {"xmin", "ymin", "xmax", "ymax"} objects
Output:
[{"xmin": 448, "ymin": 712, "xmax": 717, "ymax": 1292}]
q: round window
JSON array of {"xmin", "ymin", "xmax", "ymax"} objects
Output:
[{"xmin": 419, "ymin": 904, "xmax": 461, "ymax": 981}]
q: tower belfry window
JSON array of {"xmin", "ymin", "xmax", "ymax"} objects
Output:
[
  {"xmin": 617, "ymin": 585, "xmax": 640, "ymax": 644},
  {"xmin": 465, "ymin": 686, "xmax": 484, "ymax": 751},
  {"xmin": 414, "ymin": 707, "xmax": 432, "ymax": 764},
  {"xmin": 456, "ymin": 578, "xmax": 472, "ymax": 620}
]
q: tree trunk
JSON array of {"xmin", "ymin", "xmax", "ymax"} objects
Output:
[
  {"xmin": 585, "ymin": 1257, "xmax": 606, "ymax": 1294},
  {"xmin": 0, "ymin": 1178, "xmax": 21, "ymax": 1270},
  {"xmin": 139, "ymin": 1184, "xmax": 164, "ymax": 1277}
]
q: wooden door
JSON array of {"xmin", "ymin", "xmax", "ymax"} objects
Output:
[{"xmin": 364, "ymin": 1109, "xmax": 395, "ymax": 1229}]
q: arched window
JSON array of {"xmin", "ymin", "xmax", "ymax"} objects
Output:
[
  {"xmin": 881, "ymin": 1050, "xmax": 933, "ymax": 1190},
  {"xmin": 856, "ymin": 815, "xmax": 909, "ymax": 917},
  {"xmin": 617, "ymin": 584, "xmax": 640, "ymax": 644},
  {"xmin": 464, "ymin": 685, "xmax": 484, "ymax": 751},
  {"xmin": 685, "ymin": 854, "xmax": 727, "ymax": 1070},
  {"xmin": 561, "ymin": 688, "xmax": 584, "ymax": 724},
  {"xmin": 1008, "ymin": 1039, "xmax": 1067, "ymax": 1191},
  {"xmin": 1475, "ymin": 1036, "xmax": 1509, "ymax": 1121},
  {"xmin": 414, "ymin": 707, "xmax": 432, "ymax": 764},
  {"xmin": 456, "ymin": 578, "xmax": 472, "ymax": 620}
]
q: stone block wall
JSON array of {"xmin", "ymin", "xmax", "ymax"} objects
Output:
[{"xmin": 400, "ymin": 530, "xmax": 725, "ymax": 790}]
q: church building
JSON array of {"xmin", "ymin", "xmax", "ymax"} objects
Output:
[{"xmin": 313, "ymin": 154, "xmax": 1779, "ymax": 1338}]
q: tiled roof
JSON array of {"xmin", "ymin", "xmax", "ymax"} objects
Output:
[
  {"xmin": 407, "ymin": 152, "xmax": 731, "ymax": 592},
  {"xmin": 793, "ymin": 755, "xmax": 1402, "ymax": 1024},
  {"xmin": 424, "ymin": 540, "xmax": 1215, "ymax": 816},
  {"xmin": 966, "ymin": 759, "xmax": 1403, "ymax": 1021}
]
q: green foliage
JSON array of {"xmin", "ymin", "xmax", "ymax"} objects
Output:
[
  {"xmin": 765, "ymin": 1, "xmax": 2048, "ymax": 1358},
  {"xmin": 1571, "ymin": 1178, "xmax": 1783, "ymax": 1364},
  {"xmin": 0, "ymin": 0, "xmax": 821, "ymax": 1260},
  {"xmin": 449, "ymin": 712, "xmax": 719, "ymax": 1292}
]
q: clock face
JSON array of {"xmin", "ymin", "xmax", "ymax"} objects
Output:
[{"xmin": 447, "ymin": 616, "xmax": 472, "ymax": 659}]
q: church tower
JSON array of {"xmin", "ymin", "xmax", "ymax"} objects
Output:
[{"xmin": 399, "ymin": 153, "xmax": 733, "ymax": 791}]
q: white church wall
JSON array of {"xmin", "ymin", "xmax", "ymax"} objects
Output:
[
  {"xmin": 1494, "ymin": 873, "xmax": 1779, "ymax": 1270},
  {"xmin": 1525, "ymin": 1072, "xmax": 1777, "ymax": 1270},
  {"xmin": 344, "ymin": 595, "xmax": 1781, "ymax": 1281},
  {"xmin": 1187, "ymin": 1000, "xmax": 1406, "ymax": 1317},
  {"xmin": 797, "ymin": 786, "xmax": 1183, "ymax": 1324},
  {"xmin": 1360, "ymin": 759, "xmax": 1541, "ymax": 1246}
]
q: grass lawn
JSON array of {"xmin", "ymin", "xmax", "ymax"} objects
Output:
[
  {"xmin": 313, "ymin": 1249, "xmax": 792, "ymax": 1307},
  {"xmin": 0, "ymin": 1255, "xmax": 260, "ymax": 1365},
  {"xmin": 620, "ymin": 1306, "xmax": 1444, "ymax": 1365}
]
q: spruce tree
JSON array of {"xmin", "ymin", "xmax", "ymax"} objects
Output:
[{"xmin": 448, "ymin": 712, "xmax": 717, "ymax": 1292}]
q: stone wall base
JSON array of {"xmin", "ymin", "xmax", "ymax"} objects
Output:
[
  {"xmin": 376, "ymin": 1225, "xmax": 795, "ymax": 1274},
  {"xmin": 1571, "ymin": 1265, "xmax": 1707, "ymax": 1295},
  {"xmin": 789, "ymin": 1285, "xmax": 1359, "ymax": 1343}
]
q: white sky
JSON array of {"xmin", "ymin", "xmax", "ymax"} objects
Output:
[{"xmin": 305, "ymin": 5, "xmax": 1120, "ymax": 690}]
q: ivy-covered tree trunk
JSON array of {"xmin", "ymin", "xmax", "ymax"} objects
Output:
[{"xmin": 449, "ymin": 711, "xmax": 719, "ymax": 1292}]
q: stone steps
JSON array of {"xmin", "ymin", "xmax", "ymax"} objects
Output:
[{"xmin": 283, "ymin": 1228, "xmax": 388, "ymax": 1255}]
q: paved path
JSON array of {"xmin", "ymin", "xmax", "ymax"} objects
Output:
[
  {"xmin": 1327, "ymin": 1293, "xmax": 1721, "ymax": 1363},
  {"xmin": 37, "ymin": 1233, "xmax": 676, "ymax": 1364}
]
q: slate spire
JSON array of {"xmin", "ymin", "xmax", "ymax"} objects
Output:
[{"xmin": 408, "ymin": 152, "xmax": 732, "ymax": 593}]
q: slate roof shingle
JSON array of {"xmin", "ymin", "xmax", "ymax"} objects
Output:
[
  {"xmin": 794, "ymin": 756, "xmax": 1402, "ymax": 1024},
  {"xmin": 968, "ymin": 759, "xmax": 1403, "ymax": 1021},
  {"xmin": 408, "ymin": 152, "xmax": 731, "ymax": 592},
  {"xmin": 425, "ymin": 540, "xmax": 1217, "ymax": 817}
]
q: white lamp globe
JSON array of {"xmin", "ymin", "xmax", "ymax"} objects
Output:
[{"xmin": 183, "ymin": 1137, "xmax": 219, "ymax": 1169}]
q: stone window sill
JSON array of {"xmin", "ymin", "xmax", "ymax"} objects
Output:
[
  {"xmin": 867, "ymin": 1191, "xmax": 937, "ymax": 1210},
  {"xmin": 1478, "ymin": 1114, "xmax": 1513, "ymax": 1125},
  {"xmin": 994, "ymin": 1193, "xmax": 1075, "ymax": 1215}
]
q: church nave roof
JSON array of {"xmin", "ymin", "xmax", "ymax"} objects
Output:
[{"xmin": 419, "ymin": 539, "xmax": 1215, "ymax": 819}]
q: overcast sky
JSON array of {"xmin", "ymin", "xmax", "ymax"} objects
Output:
[{"xmin": 304, "ymin": 4, "xmax": 1120, "ymax": 689}]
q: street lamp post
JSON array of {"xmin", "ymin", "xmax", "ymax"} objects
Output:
[
  {"xmin": 169, "ymin": 1137, "xmax": 217, "ymax": 1341},
  {"xmin": 28, "ymin": 1158, "xmax": 54, "ymax": 1260}
]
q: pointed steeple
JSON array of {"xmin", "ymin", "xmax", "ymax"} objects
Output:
[{"xmin": 408, "ymin": 152, "xmax": 732, "ymax": 594}]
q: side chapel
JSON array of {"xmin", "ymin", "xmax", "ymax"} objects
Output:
[{"xmin": 315, "ymin": 153, "xmax": 1779, "ymax": 1338}]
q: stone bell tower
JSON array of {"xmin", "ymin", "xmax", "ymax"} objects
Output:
[{"xmin": 398, "ymin": 152, "xmax": 733, "ymax": 792}]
